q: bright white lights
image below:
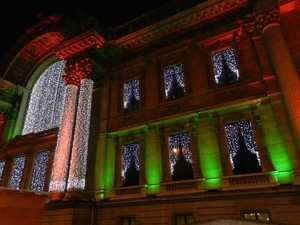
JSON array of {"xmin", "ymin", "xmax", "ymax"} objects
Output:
[
  {"xmin": 122, "ymin": 142, "xmax": 140, "ymax": 181},
  {"xmin": 0, "ymin": 161, "xmax": 5, "ymax": 181},
  {"xmin": 164, "ymin": 64, "xmax": 185, "ymax": 100},
  {"xmin": 49, "ymin": 85, "xmax": 78, "ymax": 192},
  {"xmin": 9, "ymin": 156, "xmax": 26, "ymax": 189},
  {"xmin": 124, "ymin": 79, "xmax": 140, "ymax": 111},
  {"xmin": 224, "ymin": 120, "xmax": 261, "ymax": 170},
  {"xmin": 23, "ymin": 60, "xmax": 66, "ymax": 135},
  {"xmin": 30, "ymin": 151, "xmax": 50, "ymax": 191},
  {"xmin": 67, "ymin": 78, "xmax": 93, "ymax": 190}
]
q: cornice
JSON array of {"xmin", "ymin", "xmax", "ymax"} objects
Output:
[
  {"xmin": 54, "ymin": 29, "xmax": 106, "ymax": 60},
  {"xmin": 115, "ymin": 0, "xmax": 247, "ymax": 51}
]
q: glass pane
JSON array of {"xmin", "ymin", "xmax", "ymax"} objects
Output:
[
  {"xmin": 122, "ymin": 143, "xmax": 140, "ymax": 186},
  {"xmin": 212, "ymin": 47, "xmax": 239, "ymax": 88},
  {"xmin": 122, "ymin": 218, "xmax": 129, "ymax": 225},
  {"xmin": 9, "ymin": 156, "xmax": 26, "ymax": 189},
  {"xmin": 0, "ymin": 161, "xmax": 5, "ymax": 181},
  {"xmin": 169, "ymin": 132, "xmax": 193, "ymax": 181},
  {"xmin": 164, "ymin": 64, "xmax": 185, "ymax": 101},
  {"xmin": 244, "ymin": 213, "xmax": 257, "ymax": 220},
  {"xmin": 130, "ymin": 218, "xmax": 136, "ymax": 225},
  {"xmin": 175, "ymin": 215, "xmax": 185, "ymax": 225},
  {"xmin": 186, "ymin": 215, "xmax": 194, "ymax": 223},
  {"xmin": 30, "ymin": 151, "xmax": 50, "ymax": 191},
  {"xmin": 257, "ymin": 212, "xmax": 269, "ymax": 221},
  {"xmin": 124, "ymin": 79, "xmax": 140, "ymax": 112}
]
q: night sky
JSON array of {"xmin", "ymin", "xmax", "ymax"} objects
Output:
[{"xmin": 0, "ymin": 0, "xmax": 176, "ymax": 59}]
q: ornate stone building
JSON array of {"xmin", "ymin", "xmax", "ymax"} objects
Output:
[{"xmin": 0, "ymin": 0, "xmax": 300, "ymax": 224}]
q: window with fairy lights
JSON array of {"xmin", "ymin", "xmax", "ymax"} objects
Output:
[
  {"xmin": 224, "ymin": 120, "xmax": 262, "ymax": 175},
  {"xmin": 124, "ymin": 79, "xmax": 140, "ymax": 113},
  {"xmin": 22, "ymin": 60, "xmax": 66, "ymax": 135},
  {"xmin": 211, "ymin": 47, "xmax": 240, "ymax": 88},
  {"xmin": 164, "ymin": 64, "xmax": 185, "ymax": 101},
  {"xmin": 0, "ymin": 161, "xmax": 5, "ymax": 181},
  {"xmin": 9, "ymin": 155, "xmax": 26, "ymax": 189},
  {"xmin": 122, "ymin": 142, "xmax": 140, "ymax": 186},
  {"xmin": 30, "ymin": 150, "xmax": 50, "ymax": 191},
  {"xmin": 168, "ymin": 132, "xmax": 193, "ymax": 181}
]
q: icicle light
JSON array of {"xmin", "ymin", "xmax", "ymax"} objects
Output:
[
  {"xmin": 164, "ymin": 64, "xmax": 185, "ymax": 99},
  {"xmin": 122, "ymin": 142, "xmax": 140, "ymax": 181},
  {"xmin": 67, "ymin": 79, "xmax": 93, "ymax": 190},
  {"xmin": 9, "ymin": 156, "xmax": 26, "ymax": 189},
  {"xmin": 124, "ymin": 79, "xmax": 140, "ymax": 110},
  {"xmin": 23, "ymin": 60, "xmax": 66, "ymax": 134},
  {"xmin": 49, "ymin": 85, "xmax": 78, "ymax": 192},
  {"xmin": 30, "ymin": 151, "xmax": 50, "ymax": 191},
  {"xmin": 224, "ymin": 120, "xmax": 261, "ymax": 169},
  {"xmin": 0, "ymin": 161, "xmax": 5, "ymax": 181},
  {"xmin": 168, "ymin": 132, "xmax": 192, "ymax": 175},
  {"xmin": 212, "ymin": 47, "xmax": 239, "ymax": 86}
]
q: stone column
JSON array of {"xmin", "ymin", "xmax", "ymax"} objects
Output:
[
  {"xmin": 64, "ymin": 78, "xmax": 94, "ymax": 200},
  {"xmin": 49, "ymin": 84, "xmax": 78, "ymax": 201}
]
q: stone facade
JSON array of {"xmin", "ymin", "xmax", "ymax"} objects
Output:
[{"xmin": 0, "ymin": 0, "xmax": 300, "ymax": 224}]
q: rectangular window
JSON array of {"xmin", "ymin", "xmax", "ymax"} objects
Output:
[
  {"xmin": 9, "ymin": 155, "xmax": 26, "ymax": 189},
  {"xmin": 122, "ymin": 142, "xmax": 140, "ymax": 186},
  {"xmin": 0, "ymin": 160, "xmax": 5, "ymax": 181},
  {"xmin": 174, "ymin": 214, "xmax": 194, "ymax": 225},
  {"xmin": 121, "ymin": 217, "xmax": 135, "ymax": 225},
  {"xmin": 164, "ymin": 64, "xmax": 185, "ymax": 101},
  {"xmin": 124, "ymin": 79, "xmax": 139, "ymax": 113},
  {"xmin": 224, "ymin": 120, "xmax": 262, "ymax": 175},
  {"xmin": 169, "ymin": 132, "xmax": 193, "ymax": 181},
  {"xmin": 211, "ymin": 47, "xmax": 240, "ymax": 88},
  {"xmin": 243, "ymin": 212, "xmax": 270, "ymax": 221},
  {"xmin": 30, "ymin": 150, "xmax": 50, "ymax": 191}
]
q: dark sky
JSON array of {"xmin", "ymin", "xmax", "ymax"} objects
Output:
[{"xmin": 0, "ymin": 0, "xmax": 176, "ymax": 59}]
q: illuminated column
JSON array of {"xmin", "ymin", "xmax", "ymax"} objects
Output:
[
  {"xmin": 49, "ymin": 84, "xmax": 78, "ymax": 200},
  {"xmin": 65, "ymin": 78, "xmax": 94, "ymax": 200},
  {"xmin": 243, "ymin": 3, "xmax": 300, "ymax": 183}
]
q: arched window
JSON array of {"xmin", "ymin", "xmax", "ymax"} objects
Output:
[{"xmin": 22, "ymin": 60, "xmax": 66, "ymax": 134}]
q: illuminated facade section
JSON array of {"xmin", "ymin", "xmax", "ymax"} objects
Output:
[
  {"xmin": 0, "ymin": 161, "xmax": 5, "ymax": 181},
  {"xmin": 49, "ymin": 85, "xmax": 78, "ymax": 192},
  {"xmin": 124, "ymin": 79, "xmax": 139, "ymax": 112},
  {"xmin": 122, "ymin": 142, "xmax": 140, "ymax": 186},
  {"xmin": 168, "ymin": 132, "xmax": 193, "ymax": 181},
  {"xmin": 23, "ymin": 60, "xmax": 66, "ymax": 135},
  {"xmin": 9, "ymin": 156, "xmax": 26, "ymax": 189},
  {"xmin": 67, "ymin": 78, "xmax": 94, "ymax": 190},
  {"xmin": 164, "ymin": 64, "xmax": 185, "ymax": 101},
  {"xmin": 30, "ymin": 151, "xmax": 50, "ymax": 191},
  {"xmin": 224, "ymin": 120, "xmax": 262, "ymax": 174},
  {"xmin": 212, "ymin": 47, "xmax": 240, "ymax": 88}
]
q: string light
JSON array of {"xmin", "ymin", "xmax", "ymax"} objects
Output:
[
  {"xmin": 0, "ymin": 161, "xmax": 5, "ymax": 181},
  {"xmin": 22, "ymin": 60, "xmax": 66, "ymax": 135},
  {"xmin": 49, "ymin": 85, "xmax": 78, "ymax": 192},
  {"xmin": 67, "ymin": 78, "xmax": 94, "ymax": 190},
  {"xmin": 224, "ymin": 120, "xmax": 261, "ymax": 169},
  {"xmin": 9, "ymin": 156, "xmax": 25, "ymax": 189},
  {"xmin": 211, "ymin": 47, "xmax": 239, "ymax": 86},
  {"xmin": 164, "ymin": 64, "xmax": 185, "ymax": 99},
  {"xmin": 124, "ymin": 79, "xmax": 140, "ymax": 110},
  {"xmin": 122, "ymin": 143, "xmax": 140, "ymax": 181},
  {"xmin": 30, "ymin": 151, "xmax": 50, "ymax": 191},
  {"xmin": 168, "ymin": 132, "xmax": 192, "ymax": 175}
]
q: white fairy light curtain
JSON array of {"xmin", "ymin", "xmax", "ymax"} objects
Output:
[
  {"xmin": 9, "ymin": 156, "xmax": 26, "ymax": 189},
  {"xmin": 211, "ymin": 47, "xmax": 240, "ymax": 88},
  {"xmin": 168, "ymin": 132, "xmax": 193, "ymax": 180},
  {"xmin": 30, "ymin": 151, "xmax": 50, "ymax": 191},
  {"xmin": 122, "ymin": 142, "xmax": 140, "ymax": 186},
  {"xmin": 124, "ymin": 79, "xmax": 140, "ymax": 112},
  {"xmin": 224, "ymin": 120, "xmax": 262, "ymax": 174},
  {"xmin": 164, "ymin": 64, "xmax": 185, "ymax": 101},
  {"xmin": 23, "ymin": 60, "xmax": 66, "ymax": 135}
]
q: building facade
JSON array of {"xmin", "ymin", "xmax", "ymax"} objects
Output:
[{"xmin": 1, "ymin": 0, "xmax": 300, "ymax": 224}]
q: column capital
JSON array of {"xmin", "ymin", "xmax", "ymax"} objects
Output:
[{"xmin": 241, "ymin": 5, "xmax": 280, "ymax": 37}]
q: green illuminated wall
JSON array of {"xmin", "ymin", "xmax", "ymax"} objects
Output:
[
  {"xmin": 259, "ymin": 104, "xmax": 293, "ymax": 184},
  {"xmin": 196, "ymin": 117, "xmax": 222, "ymax": 190},
  {"xmin": 144, "ymin": 127, "xmax": 162, "ymax": 195}
]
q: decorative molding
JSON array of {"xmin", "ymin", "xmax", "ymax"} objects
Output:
[{"xmin": 229, "ymin": 174, "xmax": 269, "ymax": 186}]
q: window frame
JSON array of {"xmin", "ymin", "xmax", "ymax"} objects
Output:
[
  {"xmin": 173, "ymin": 213, "xmax": 195, "ymax": 225},
  {"xmin": 120, "ymin": 216, "xmax": 136, "ymax": 225},
  {"xmin": 242, "ymin": 211, "xmax": 270, "ymax": 221}
]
